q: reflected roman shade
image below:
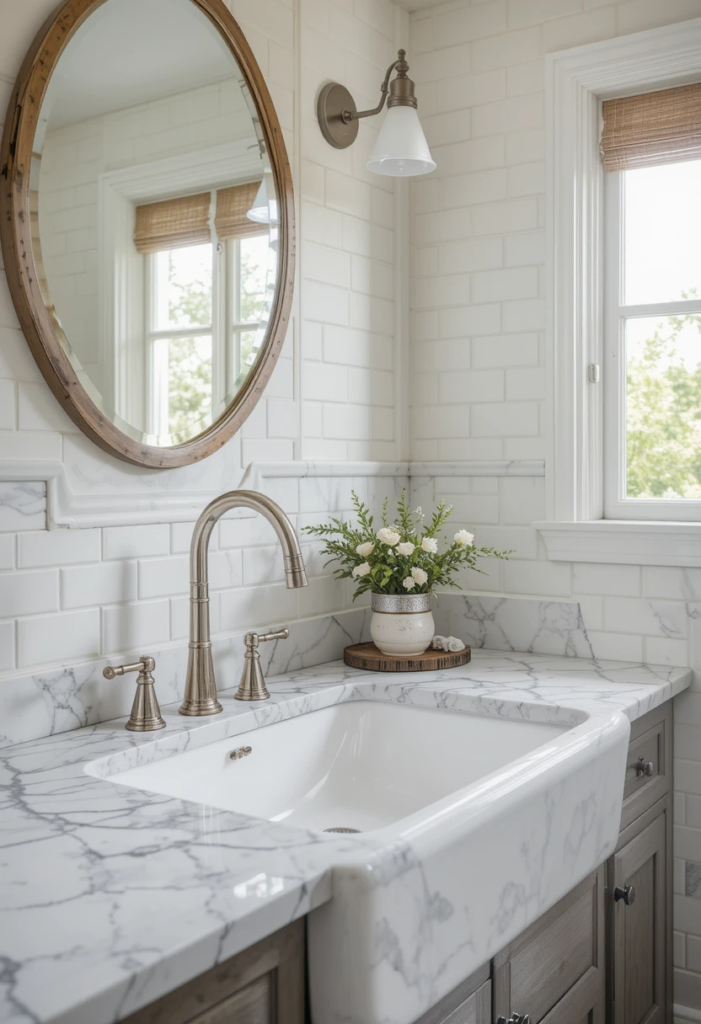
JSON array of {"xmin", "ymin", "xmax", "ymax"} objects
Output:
[
  {"xmin": 214, "ymin": 181, "xmax": 265, "ymax": 241},
  {"xmin": 600, "ymin": 83, "xmax": 701, "ymax": 172},
  {"xmin": 133, "ymin": 182, "xmax": 265, "ymax": 253},
  {"xmin": 133, "ymin": 192, "xmax": 212, "ymax": 254}
]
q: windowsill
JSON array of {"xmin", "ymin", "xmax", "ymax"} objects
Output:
[{"xmin": 534, "ymin": 519, "xmax": 701, "ymax": 567}]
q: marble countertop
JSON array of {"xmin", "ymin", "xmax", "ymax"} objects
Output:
[{"xmin": 0, "ymin": 650, "xmax": 692, "ymax": 1024}]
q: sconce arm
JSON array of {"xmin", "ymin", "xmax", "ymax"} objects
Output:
[{"xmin": 343, "ymin": 56, "xmax": 403, "ymax": 124}]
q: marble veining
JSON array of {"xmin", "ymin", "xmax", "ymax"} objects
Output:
[
  {"xmin": 438, "ymin": 593, "xmax": 594, "ymax": 658},
  {"xmin": 0, "ymin": 481, "xmax": 46, "ymax": 532},
  {"xmin": 0, "ymin": 649, "xmax": 691, "ymax": 1024}
]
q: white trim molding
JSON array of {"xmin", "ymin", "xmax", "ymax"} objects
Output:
[
  {"xmin": 542, "ymin": 16, "xmax": 701, "ymax": 563},
  {"xmin": 536, "ymin": 520, "xmax": 701, "ymax": 568}
]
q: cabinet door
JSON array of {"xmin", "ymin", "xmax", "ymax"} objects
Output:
[
  {"xmin": 493, "ymin": 868, "xmax": 604, "ymax": 1024},
  {"xmin": 610, "ymin": 807, "xmax": 667, "ymax": 1024}
]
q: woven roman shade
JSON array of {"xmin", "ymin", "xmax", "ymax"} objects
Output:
[
  {"xmin": 133, "ymin": 192, "xmax": 211, "ymax": 254},
  {"xmin": 215, "ymin": 181, "xmax": 265, "ymax": 241},
  {"xmin": 600, "ymin": 83, "xmax": 701, "ymax": 172}
]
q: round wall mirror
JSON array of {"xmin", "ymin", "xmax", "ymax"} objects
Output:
[{"xmin": 0, "ymin": 0, "xmax": 294, "ymax": 467}]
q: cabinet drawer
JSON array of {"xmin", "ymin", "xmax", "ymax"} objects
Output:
[
  {"xmin": 620, "ymin": 705, "xmax": 671, "ymax": 831},
  {"xmin": 493, "ymin": 869, "xmax": 604, "ymax": 1024}
]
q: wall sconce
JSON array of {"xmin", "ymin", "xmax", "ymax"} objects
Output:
[{"xmin": 317, "ymin": 50, "xmax": 436, "ymax": 178}]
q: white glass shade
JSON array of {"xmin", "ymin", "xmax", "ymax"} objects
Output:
[
  {"xmin": 366, "ymin": 105, "xmax": 436, "ymax": 177},
  {"xmin": 246, "ymin": 177, "xmax": 278, "ymax": 224}
]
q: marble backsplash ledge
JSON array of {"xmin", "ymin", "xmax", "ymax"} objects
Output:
[{"xmin": 433, "ymin": 594, "xmax": 594, "ymax": 659}]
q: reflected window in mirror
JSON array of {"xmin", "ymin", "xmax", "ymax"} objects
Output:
[{"xmin": 141, "ymin": 207, "xmax": 268, "ymax": 444}]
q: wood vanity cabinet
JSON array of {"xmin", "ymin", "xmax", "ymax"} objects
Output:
[{"xmin": 121, "ymin": 919, "xmax": 304, "ymax": 1024}]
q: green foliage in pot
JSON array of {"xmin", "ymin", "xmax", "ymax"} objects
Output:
[{"xmin": 303, "ymin": 491, "xmax": 509, "ymax": 599}]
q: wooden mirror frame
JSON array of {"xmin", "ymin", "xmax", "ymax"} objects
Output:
[{"xmin": 0, "ymin": 0, "xmax": 295, "ymax": 468}]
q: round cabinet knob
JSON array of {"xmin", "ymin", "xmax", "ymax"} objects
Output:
[
  {"xmin": 614, "ymin": 884, "xmax": 636, "ymax": 905},
  {"xmin": 636, "ymin": 757, "xmax": 654, "ymax": 777}
]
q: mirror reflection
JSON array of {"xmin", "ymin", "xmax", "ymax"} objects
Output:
[{"xmin": 33, "ymin": 0, "xmax": 278, "ymax": 447}]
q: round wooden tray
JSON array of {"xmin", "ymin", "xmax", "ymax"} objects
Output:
[{"xmin": 344, "ymin": 642, "xmax": 471, "ymax": 673}]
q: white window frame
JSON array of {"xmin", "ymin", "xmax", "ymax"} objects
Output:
[
  {"xmin": 535, "ymin": 16, "xmax": 701, "ymax": 566},
  {"xmin": 604, "ymin": 169, "xmax": 701, "ymax": 522}
]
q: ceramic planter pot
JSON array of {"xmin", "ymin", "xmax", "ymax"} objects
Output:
[{"xmin": 370, "ymin": 593, "xmax": 434, "ymax": 657}]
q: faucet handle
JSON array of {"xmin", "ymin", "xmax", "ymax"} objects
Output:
[
  {"xmin": 103, "ymin": 655, "xmax": 166, "ymax": 732},
  {"xmin": 103, "ymin": 654, "xmax": 155, "ymax": 679},
  {"xmin": 245, "ymin": 628, "xmax": 289, "ymax": 649},
  {"xmin": 237, "ymin": 628, "xmax": 289, "ymax": 701}
]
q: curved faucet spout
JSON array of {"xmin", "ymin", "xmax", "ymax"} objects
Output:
[{"xmin": 180, "ymin": 490, "xmax": 308, "ymax": 717}]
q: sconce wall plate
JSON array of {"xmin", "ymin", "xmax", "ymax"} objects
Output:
[{"xmin": 318, "ymin": 83, "xmax": 358, "ymax": 150}]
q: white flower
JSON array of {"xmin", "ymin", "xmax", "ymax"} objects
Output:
[
  {"xmin": 352, "ymin": 562, "xmax": 371, "ymax": 578},
  {"xmin": 421, "ymin": 537, "xmax": 438, "ymax": 553},
  {"xmin": 402, "ymin": 576, "xmax": 416, "ymax": 590},
  {"xmin": 377, "ymin": 527, "xmax": 401, "ymax": 547},
  {"xmin": 397, "ymin": 541, "xmax": 415, "ymax": 556},
  {"xmin": 411, "ymin": 567, "xmax": 428, "ymax": 585},
  {"xmin": 356, "ymin": 542, "xmax": 375, "ymax": 557},
  {"xmin": 454, "ymin": 529, "xmax": 474, "ymax": 547}
]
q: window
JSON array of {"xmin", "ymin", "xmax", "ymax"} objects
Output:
[
  {"xmin": 538, "ymin": 24, "xmax": 701, "ymax": 566},
  {"xmin": 134, "ymin": 181, "xmax": 269, "ymax": 444},
  {"xmin": 144, "ymin": 235, "xmax": 267, "ymax": 443},
  {"xmin": 604, "ymin": 158, "xmax": 701, "ymax": 520}
]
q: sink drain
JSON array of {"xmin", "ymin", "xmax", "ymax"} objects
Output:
[{"xmin": 323, "ymin": 826, "xmax": 361, "ymax": 834}]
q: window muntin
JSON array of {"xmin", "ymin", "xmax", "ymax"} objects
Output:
[
  {"xmin": 605, "ymin": 158, "xmax": 701, "ymax": 519},
  {"xmin": 230, "ymin": 233, "xmax": 267, "ymax": 387}
]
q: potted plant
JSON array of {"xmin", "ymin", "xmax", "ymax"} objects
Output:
[{"xmin": 304, "ymin": 492, "xmax": 508, "ymax": 657}]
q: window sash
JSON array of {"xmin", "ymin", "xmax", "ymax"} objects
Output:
[{"xmin": 603, "ymin": 170, "xmax": 701, "ymax": 521}]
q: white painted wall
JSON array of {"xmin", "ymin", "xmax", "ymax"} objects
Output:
[
  {"xmin": 0, "ymin": 0, "xmax": 402, "ymax": 673},
  {"xmin": 409, "ymin": 0, "xmax": 701, "ymax": 1010}
]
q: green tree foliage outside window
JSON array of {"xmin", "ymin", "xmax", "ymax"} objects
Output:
[
  {"xmin": 163, "ymin": 240, "xmax": 265, "ymax": 439},
  {"xmin": 627, "ymin": 305, "xmax": 701, "ymax": 499}
]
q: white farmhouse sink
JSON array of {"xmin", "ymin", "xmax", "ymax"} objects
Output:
[
  {"xmin": 97, "ymin": 688, "xmax": 629, "ymax": 1024},
  {"xmin": 109, "ymin": 700, "xmax": 568, "ymax": 834}
]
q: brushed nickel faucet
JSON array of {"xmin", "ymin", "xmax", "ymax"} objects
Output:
[{"xmin": 180, "ymin": 490, "xmax": 308, "ymax": 717}]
